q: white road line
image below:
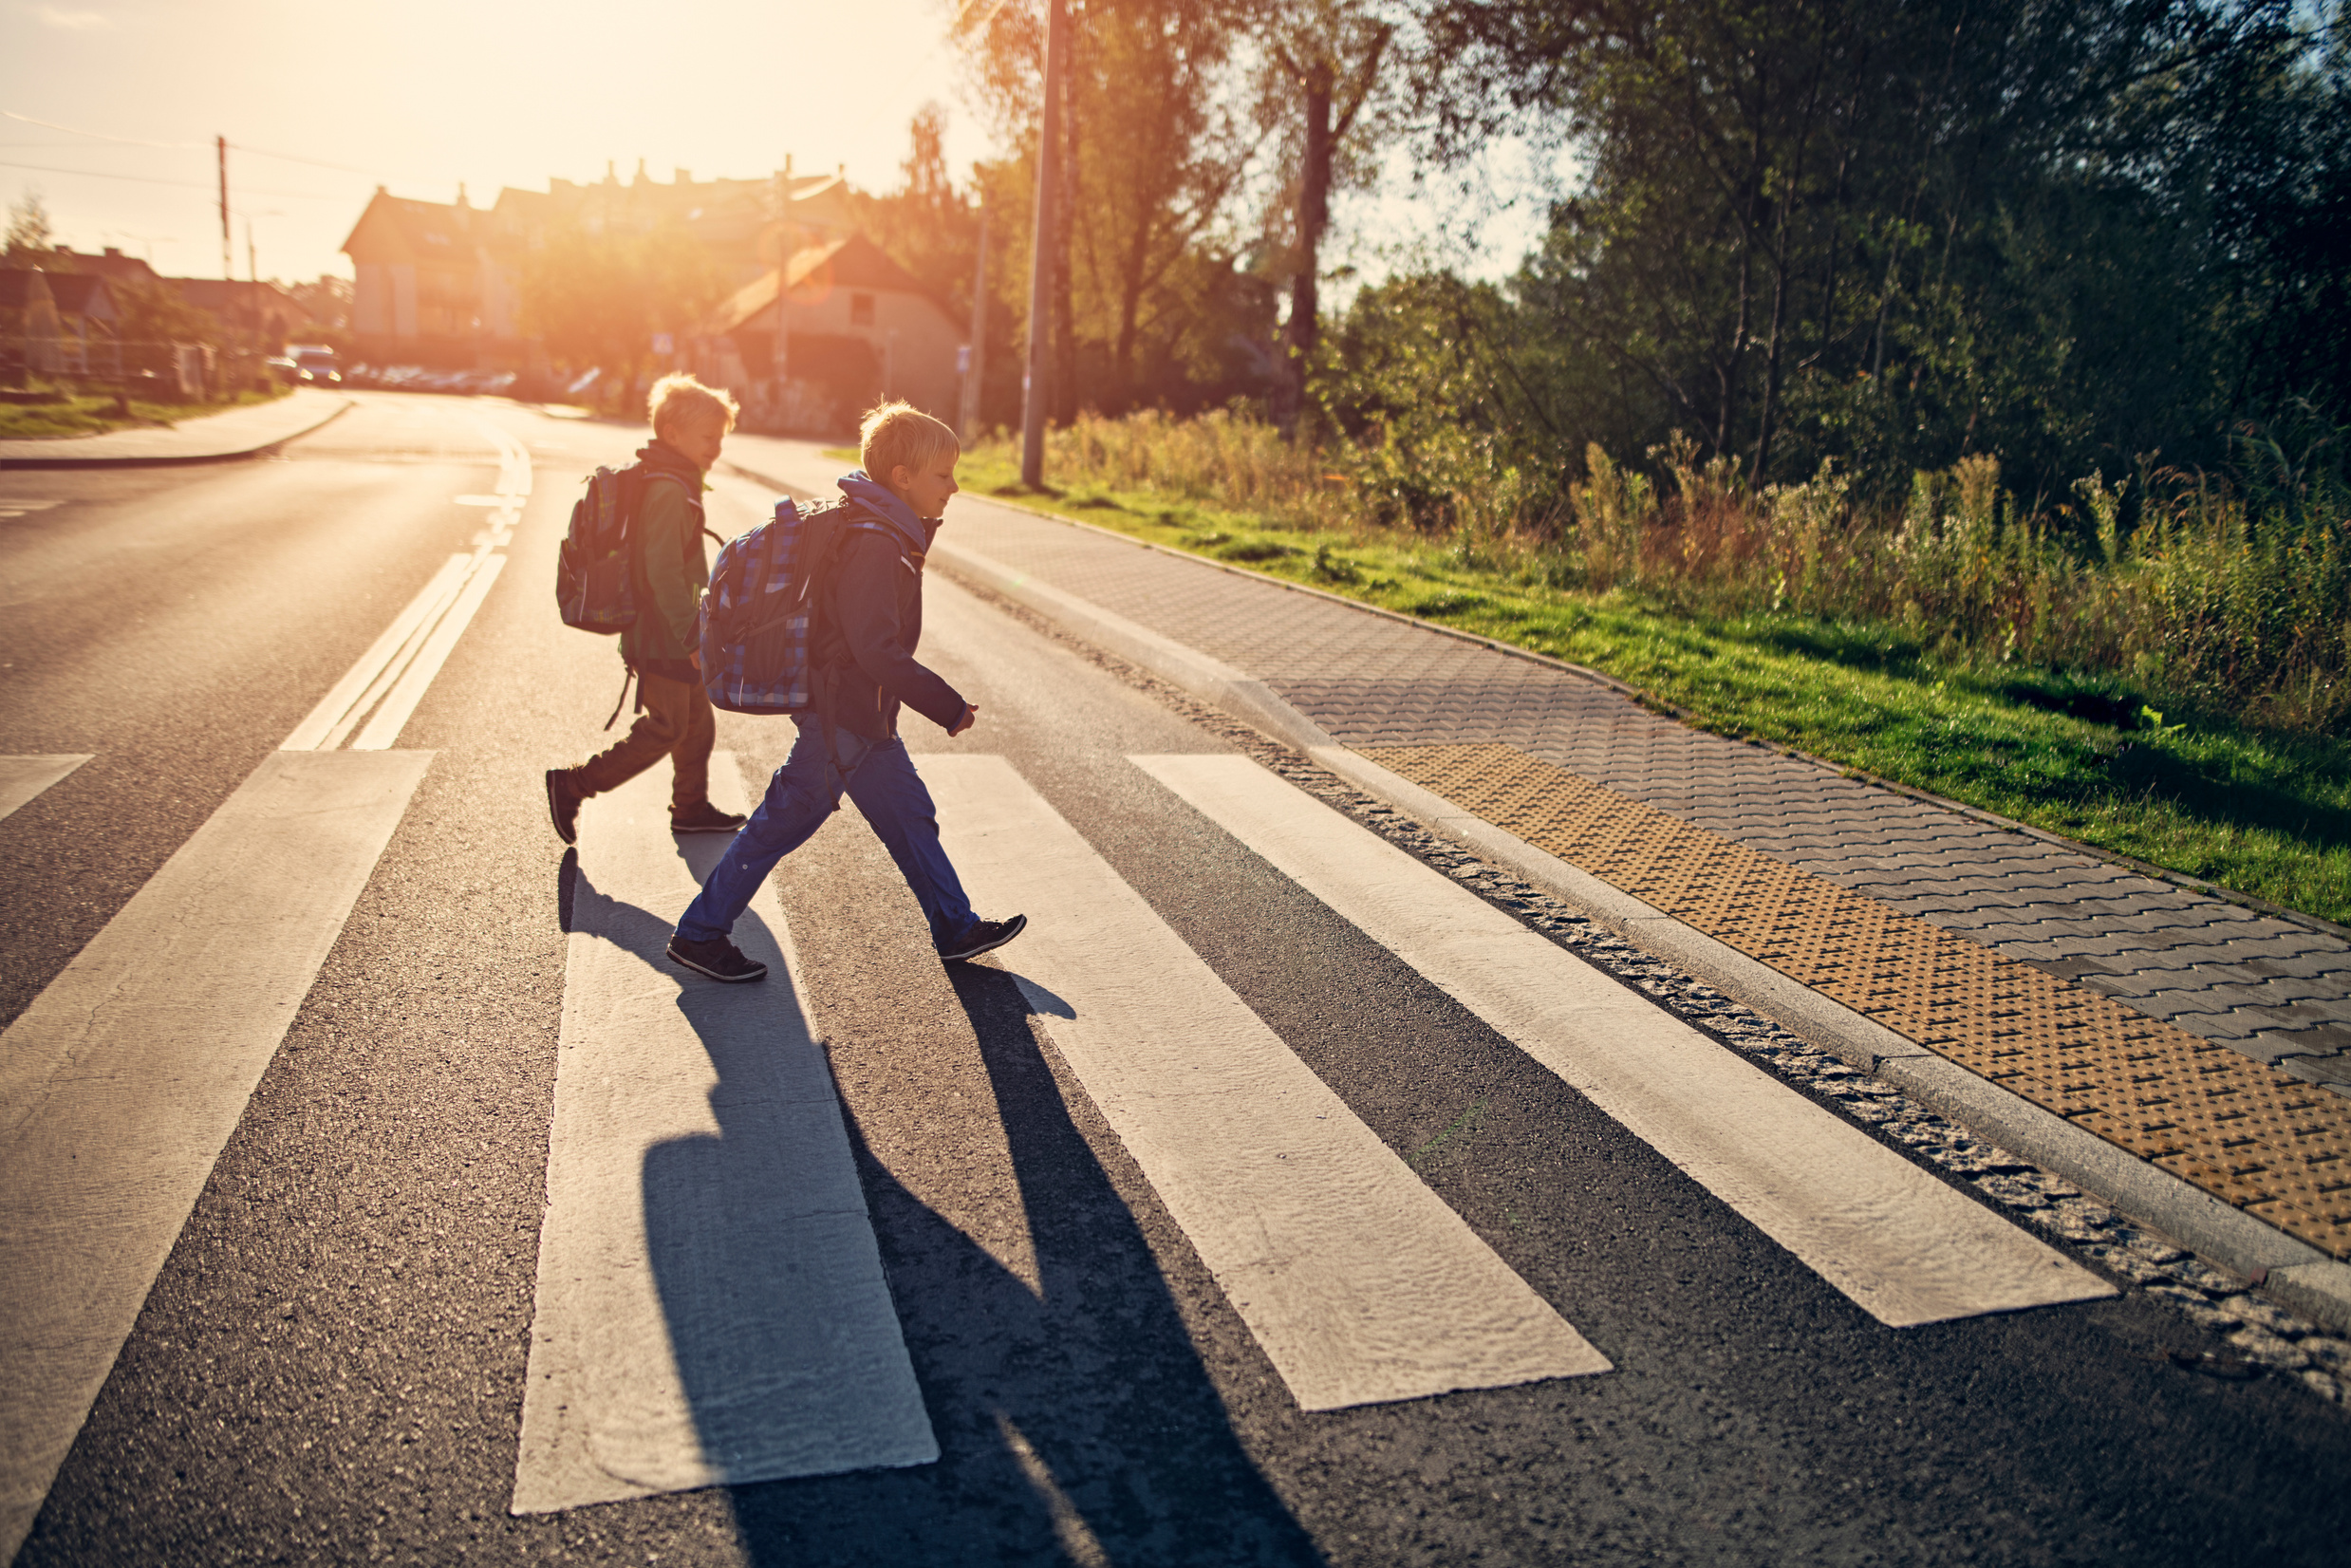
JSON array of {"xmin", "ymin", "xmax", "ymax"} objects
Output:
[
  {"xmin": 283, "ymin": 417, "xmax": 530, "ymax": 753},
  {"xmin": 0, "ymin": 749, "xmax": 432, "ymax": 1561},
  {"xmin": 1132, "ymin": 753, "xmax": 2117, "ymax": 1330},
  {"xmin": 924, "ymin": 755, "xmax": 1611, "ymax": 1412},
  {"xmin": 350, "ymin": 554, "xmax": 507, "ymax": 751},
  {"xmin": 0, "ymin": 754, "xmax": 90, "ymax": 823},
  {"xmin": 512, "ymin": 756, "xmax": 935, "ymax": 1516},
  {"xmin": 280, "ymin": 554, "xmax": 470, "ymax": 751}
]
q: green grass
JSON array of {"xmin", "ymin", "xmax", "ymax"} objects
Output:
[
  {"xmin": 952, "ymin": 447, "xmax": 2351, "ymax": 927},
  {"xmin": 0, "ymin": 386, "xmax": 289, "ymax": 439}
]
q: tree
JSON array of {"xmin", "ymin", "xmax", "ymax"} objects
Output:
[
  {"xmin": 956, "ymin": 0, "xmax": 1265, "ymax": 416},
  {"xmin": 520, "ymin": 221, "xmax": 719, "ymax": 403},
  {"xmin": 1252, "ymin": 0, "xmax": 1394, "ymax": 438},
  {"xmin": 6, "ymin": 188, "xmax": 57, "ymax": 265},
  {"xmin": 1413, "ymin": 0, "xmax": 2349, "ymax": 500}
]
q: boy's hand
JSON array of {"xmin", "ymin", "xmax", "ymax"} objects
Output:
[
  {"xmin": 689, "ymin": 650, "xmax": 701, "ymax": 672},
  {"xmin": 948, "ymin": 703, "xmax": 978, "ymax": 737}
]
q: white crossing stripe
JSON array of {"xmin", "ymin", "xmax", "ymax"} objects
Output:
[
  {"xmin": 512, "ymin": 756, "xmax": 935, "ymax": 1516},
  {"xmin": 283, "ymin": 417, "xmax": 528, "ymax": 753},
  {"xmin": 1132, "ymin": 753, "xmax": 2117, "ymax": 1329},
  {"xmin": 280, "ymin": 553, "xmax": 472, "ymax": 750},
  {"xmin": 0, "ymin": 750, "xmax": 432, "ymax": 1561},
  {"xmin": 0, "ymin": 754, "xmax": 90, "ymax": 823},
  {"xmin": 924, "ymin": 755, "xmax": 1612, "ymax": 1412},
  {"xmin": 349, "ymin": 554, "xmax": 506, "ymax": 750}
]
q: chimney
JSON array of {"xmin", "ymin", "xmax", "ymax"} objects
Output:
[
  {"xmin": 103, "ymin": 246, "xmax": 123, "ymax": 258},
  {"xmin": 675, "ymin": 167, "xmax": 691, "ymax": 185},
  {"xmin": 456, "ymin": 181, "xmax": 470, "ymax": 207},
  {"xmin": 634, "ymin": 157, "xmax": 648, "ymax": 184},
  {"xmin": 605, "ymin": 159, "xmax": 617, "ymax": 184}
]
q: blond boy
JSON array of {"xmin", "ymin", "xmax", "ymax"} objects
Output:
[
  {"xmin": 546, "ymin": 374, "xmax": 746, "ymax": 843},
  {"xmin": 665, "ymin": 401, "xmax": 1024, "ymax": 982}
]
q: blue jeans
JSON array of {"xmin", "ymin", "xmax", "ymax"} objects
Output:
[{"xmin": 676, "ymin": 717, "xmax": 976, "ymax": 949}]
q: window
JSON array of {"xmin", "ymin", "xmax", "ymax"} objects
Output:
[{"xmin": 849, "ymin": 292, "xmax": 875, "ymax": 327}]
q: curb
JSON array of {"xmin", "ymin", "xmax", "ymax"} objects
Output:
[
  {"xmin": 926, "ymin": 532, "xmax": 2351, "ymax": 1338},
  {"xmin": 0, "ymin": 395, "xmax": 354, "ymax": 471}
]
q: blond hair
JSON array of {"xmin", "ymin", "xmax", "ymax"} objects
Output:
[
  {"xmin": 647, "ymin": 373, "xmax": 738, "ymax": 440},
  {"xmin": 860, "ymin": 400, "xmax": 960, "ymax": 484}
]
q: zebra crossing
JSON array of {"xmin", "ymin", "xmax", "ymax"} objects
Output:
[
  {"xmin": 499, "ymin": 746, "xmax": 2108, "ymax": 1515},
  {"xmin": 0, "ymin": 727, "xmax": 2116, "ymax": 1538}
]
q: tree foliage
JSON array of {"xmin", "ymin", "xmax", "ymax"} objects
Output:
[
  {"xmin": 1407, "ymin": 0, "xmax": 2351, "ymax": 502},
  {"xmin": 519, "ymin": 219, "xmax": 719, "ymax": 386},
  {"xmin": 954, "ymin": 0, "xmax": 1274, "ymax": 418}
]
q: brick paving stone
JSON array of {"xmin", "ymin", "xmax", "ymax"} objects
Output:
[{"xmin": 940, "ymin": 498, "xmax": 2351, "ymax": 1072}]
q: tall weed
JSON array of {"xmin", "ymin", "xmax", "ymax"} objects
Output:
[{"xmin": 975, "ymin": 409, "xmax": 2351, "ymax": 734}]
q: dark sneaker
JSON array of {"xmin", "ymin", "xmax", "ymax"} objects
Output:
[
  {"xmin": 938, "ymin": 913, "xmax": 1027, "ymax": 962},
  {"xmin": 546, "ymin": 768, "xmax": 585, "ymax": 846},
  {"xmin": 665, "ymin": 933, "xmax": 768, "ymax": 983},
  {"xmin": 671, "ymin": 801, "xmax": 747, "ymax": 834}
]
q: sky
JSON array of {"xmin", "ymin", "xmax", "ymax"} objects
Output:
[{"xmin": 0, "ymin": 0, "xmax": 1559, "ymax": 289}]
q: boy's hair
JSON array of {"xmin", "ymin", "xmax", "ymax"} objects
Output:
[
  {"xmin": 860, "ymin": 400, "xmax": 960, "ymax": 482},
  {"xmin": 648, "ymin": 373, "xmax": 738, "ymax": 440}
]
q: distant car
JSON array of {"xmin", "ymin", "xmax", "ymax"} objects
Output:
[{"xmin": 288, "ymin": 345, "xmax": 343, "ymax": 386}]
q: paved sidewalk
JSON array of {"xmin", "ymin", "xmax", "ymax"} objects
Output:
[
  {"xmin": 727, "ymin": 438, "xmax": 2351, "ymax": 1293},
  {"xmin": 0, "ymin": 387, "xmax": 350, "ymax": 468}
]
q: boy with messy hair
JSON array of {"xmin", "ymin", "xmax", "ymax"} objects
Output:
[
  {"xmin": 546, "ymin": 373, "xmax": 747, "ymax": 843},
  {"xmin": 664, "ymin": 401, "xmax": 1025, "ymax": 983}
]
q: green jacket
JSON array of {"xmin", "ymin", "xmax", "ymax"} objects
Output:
[{"xmin": 620, "ymin": 441, "xmax": 709, "ymax": 678}]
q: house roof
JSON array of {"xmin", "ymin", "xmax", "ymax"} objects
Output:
[
  {"xmin": 44, "ymin": 272, "xmax": 117, "ymax": 320},
  {"xmin": 705, "ymin": 235, "xmax": 949, "ymax": 334},
  {"xmin": 0, "ymin": 268, "xmax": 116, "ymax": 320},
  {"xmin": 48, "ymin": 247, "xmax": 164, "ymax": 290},
  {"xmin": 342, "ymin": 189, "xmax": 483, "ymax": 264}
]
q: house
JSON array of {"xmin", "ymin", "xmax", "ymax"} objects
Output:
[
  {"xmin": 48, "ymin": 246, "xmax": 313, "ymax": 350},
  {"xmin": 696, "ymin": 234, "xmax": 963, "ymax": 434},
  {"xmin": 341, "ymin": 159, "xmax": 860, "ymax": 375},
  {"xmin": 1, "ymin": 268, "xmax": 120, "ymax": 377}
]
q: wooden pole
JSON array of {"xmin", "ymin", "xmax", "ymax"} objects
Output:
[
  {"xmin": 216, "ymin": 136, "xmax": 231, "ymax": 281},
  {"xmin": 960, "ymin": 205, "xmax": 988, "ymax": 440},
  {"xmin": 1018, "ymin": 0, "xmax": 1065, "ymax": 489}
]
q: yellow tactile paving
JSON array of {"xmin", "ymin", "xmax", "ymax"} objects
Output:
[{"xmin": 1362, "ymin": 742, "xmax": 2351, "ymax": 1260}]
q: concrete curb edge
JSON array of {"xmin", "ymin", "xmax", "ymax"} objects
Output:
[
  {"xmin": 0, "ymin": 394, "xmax": 355, "ymax": 471},
  {"xmin": 928, "ymin": 533, "xmax": 2351, "ymax": 1338}
]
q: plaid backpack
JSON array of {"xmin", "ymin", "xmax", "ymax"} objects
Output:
[
  {"xmin": 554, "ymin": 465, "xmax": 645, "ymax": 634},
  {"xmin": 696, "ymin": 495, "xmax": 856, "ymax": 715}
]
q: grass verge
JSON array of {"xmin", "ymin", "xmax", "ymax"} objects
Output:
[
  {"xmin": 952, "ymin": 446, "xmax": 2351, "ymax": 927},
  {"xmin": 0, "ymin": 386, "xmax": 289, "ymax": 440}
]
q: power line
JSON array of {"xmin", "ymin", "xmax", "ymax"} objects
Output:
[
  {"xmin": 3, "ymin": 108, "xmax": 417, "ymax": 181},
  {"xmin": 0, "ymin": 159, "xmax": 344, "ymax": 200},
  {"xmin": 0, "ymin": 109, "xmax": 199, "ymax": 150}
]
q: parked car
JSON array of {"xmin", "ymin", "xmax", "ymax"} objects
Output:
[
  {"xmin": 264, "ymin": 355, "xmax": 299, "ymax": 386},
  {"xmin": 288, "ymin": 345, "xmax": 343, "ymax": 386}
]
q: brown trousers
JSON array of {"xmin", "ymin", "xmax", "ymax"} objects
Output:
[{"xmin": 570, "ymin": 669, "xmax": 714, "ymax": 812}]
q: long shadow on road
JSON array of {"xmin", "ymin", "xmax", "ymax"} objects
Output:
[{"xmin": 640, "ymin": 934, "xmax": 1320, "ymax": 1565}]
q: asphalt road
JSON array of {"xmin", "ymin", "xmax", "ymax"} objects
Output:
[{"xmin": 3, "ymin": 392, "xmax": 2346, "ymax": 1566}]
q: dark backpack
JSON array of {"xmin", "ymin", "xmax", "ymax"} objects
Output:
[
  {"xmin": 695, "ymin": 495, "xmax": 861, "ymax": 716},
  {"xmin": 554, "ymin": 465, "xmax": 646, "ymax": 634}
]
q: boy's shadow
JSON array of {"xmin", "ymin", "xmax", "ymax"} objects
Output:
[{"xmin": 561, "ymin": 847, "xmax": 1323, "ymax": 1565}]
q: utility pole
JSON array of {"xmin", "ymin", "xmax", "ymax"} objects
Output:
[
  {"xmin": 216, "ymin": 136, "xmax": 231, "ymax": 281},
  {"xmin": 1018, "ymin": 0, "xmax": 1066, "ymax": 489},
  {"xmin": 960, "ymin": 204, "xmax": 987, "ymax": 441}
]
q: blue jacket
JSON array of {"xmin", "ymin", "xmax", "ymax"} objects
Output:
[{"xmin": 811, "ymin": 473, "xmax": 966, "ymax": 737}]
